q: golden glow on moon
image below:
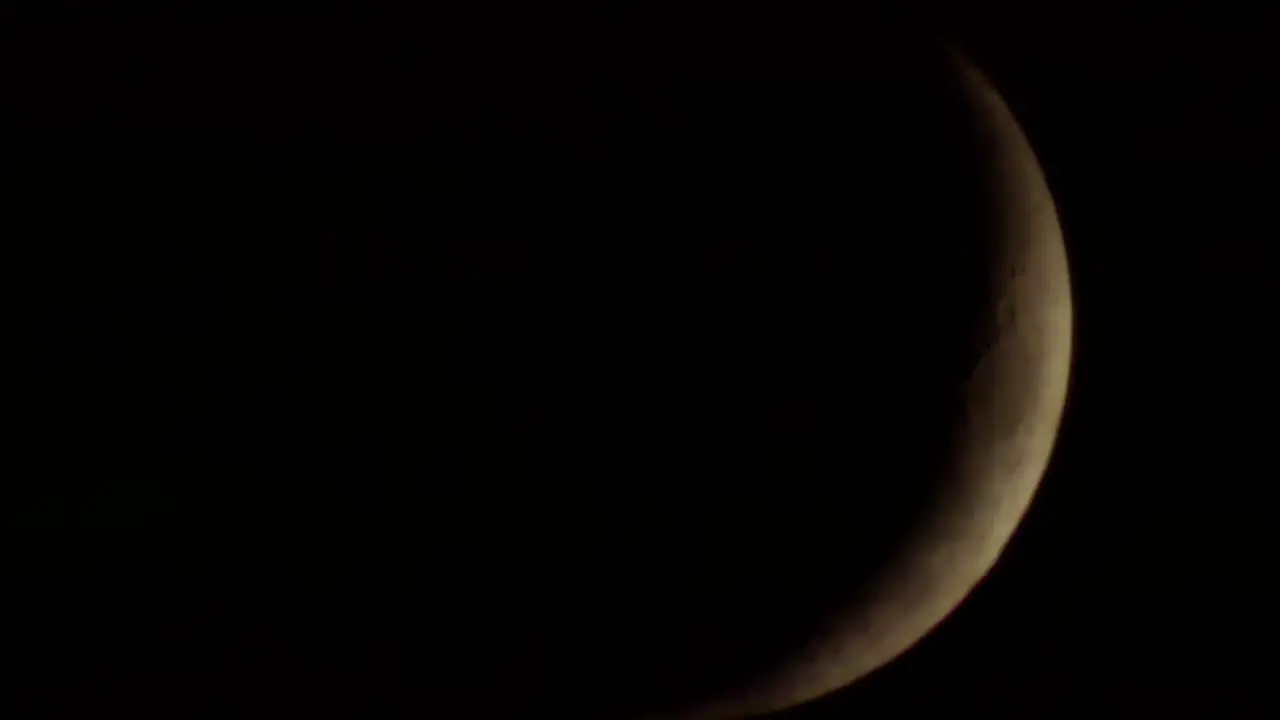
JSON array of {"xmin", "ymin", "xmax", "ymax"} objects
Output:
[{"xmin": 666, "ymin": 50, "xmax": 1074, "ymax": 719}]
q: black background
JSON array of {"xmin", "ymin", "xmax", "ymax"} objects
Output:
[{"xmin": 4, "ymin": 3, "xmax": 1276, "ymax": 717}]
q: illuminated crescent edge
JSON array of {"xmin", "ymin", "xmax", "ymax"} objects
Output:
[{"xmin": 663, "ymin": 50, "xmax": 1075, "ymax": 719}]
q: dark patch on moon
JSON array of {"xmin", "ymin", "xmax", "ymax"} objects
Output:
[
  {"xmin": 362, "ymin": 37, "xmax": 994, "ymax": 714},
  {"xmin": 10, "ymin": 20, "xmax": 1004, "ymax": 718}
]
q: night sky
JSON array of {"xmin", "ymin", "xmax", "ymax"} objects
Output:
[{"xmin": 4, "ymin": 4, "xmax": 1276, "ymax": 717}]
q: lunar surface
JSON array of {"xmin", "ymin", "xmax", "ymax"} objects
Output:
[
  {"xmin": 662, "ymin": 50, "xmax": 1074, "ymax": 719},
  {"xmin": 8, "ymin": 26, "xmax": 1072, "ymax": 720}
]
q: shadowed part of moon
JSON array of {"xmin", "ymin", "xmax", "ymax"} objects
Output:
[
  {"xmin": 10, "ymin": 30, "xmax": 1071, "ymax": 719},
  {"xmin": 669, "ymin": 50, "xmax": 1074, "ymax": 719}
]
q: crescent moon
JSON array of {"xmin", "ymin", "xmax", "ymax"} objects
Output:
[{"xmin": 665, "ymin": 49, "xmax": 1074, "ymax": 719}]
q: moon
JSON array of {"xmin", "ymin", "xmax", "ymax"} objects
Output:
[{"xmin": 662, "ymin": 49, "xmax": 1074, "ymax": 719}]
